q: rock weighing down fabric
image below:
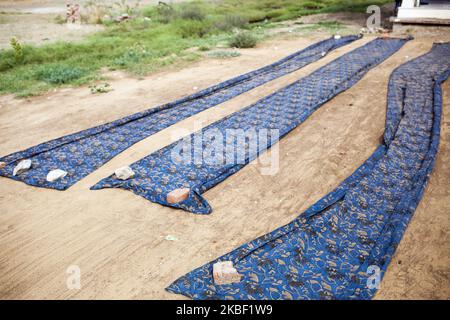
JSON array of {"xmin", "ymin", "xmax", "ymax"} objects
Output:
[
  {"xmin": 166, "ymin": 43, "xmax": 450, "ymax": 299},
  {"xmin": 92, "ymin": 37, "xmax": 409, "ymax": 214},
  {"xmin": 0, "ymin": 36, "xmax": 360, "ymax": 190}
]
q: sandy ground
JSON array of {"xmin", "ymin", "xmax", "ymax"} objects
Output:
[
  {"xmin": 0, "ymin": 28, "xmax": 449, "ymax": 299},
  {"xmin": 0, "ymin": 11, "xmax": 104, "ymax": 49},
  {"xmin": 0, "ymin": 0, "xmax": 100, "ymax": 49}
]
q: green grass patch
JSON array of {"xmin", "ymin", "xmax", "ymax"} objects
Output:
[
  {"xmin": 0, "ymin": 0, "xmax": 391, "ymax": 96},
  {"xmin": 34, "ymin": 64, "xmax": 86, "ymax": 84},
  {"xmin": 174, "ymin": 19, "xmax": 212, "ymax": 38}
]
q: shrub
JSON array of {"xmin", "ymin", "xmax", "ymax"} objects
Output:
[
  {"xmin": 179, "ymin": 4, "xmax": 206, "ymax": 21},
  {"xmin": 34, "ymin": 65, "xmax": 86, "ymax": 84},
  {"xmin": 198, "ymin": 45, "xmax": 211, "ymax": 51},
  {"xmin": 155, "ymin": 2, "xmax": 176, "ymax": 23},
  {"xmin": 214, "ymin": 14, "xmax": 248, "ymax": 31},
  {"xmin": 10, "ymin": 37, "xmax": 24, "ymax": 64},
  {"xmin": 229, "ymin": 32, "xmax": 258, "ymax": 48},
  {"xmin": 176, "ymin": 20, "xmax": 211, "ymax": 38}
]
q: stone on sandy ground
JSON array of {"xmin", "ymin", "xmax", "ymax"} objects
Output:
[
  {"xmin": 0, "ymin": 162, "xmax": 6, "ymax": 169},
  {"xmin": 46, "ymin": 169, "xmax": 68, "ymax": 182},
  {"xmin": 167, "ymin": 188, "xmax": 190, "ymax": 204},
  {"xmin": 213, "ymin": 261, "xmax": 242, "ymax": 285},
  {"xmin": 13, "ymin": 159, "xmax": 31, "ymax": 176},
  {"xmin": 114, "ymin": 166, "xmax": 135, "ymax": 180}
]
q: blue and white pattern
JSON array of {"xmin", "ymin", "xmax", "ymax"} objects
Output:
[
  {"xmin": 166, "ymin": 43, "xmax": 450, "ymax": 299},
  {"xmin": 92, "ymin": 38, "xmax": 409, "ymax": 214},
  {"xmin": 0, "ymin": 36, "xmax": 359, "ymax": 190}
]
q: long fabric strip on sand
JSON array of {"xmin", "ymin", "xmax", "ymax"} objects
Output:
[
  {"xmin": 92, "ymin": 37, "xmax": 409, "ymax": 214},
  {"xmin": 0, "ymin": 36, "xmax": 359, "ymax": 190},
  {"xmin": 166, "ymin": 43, "xmax": 450, "ymax": 299}
]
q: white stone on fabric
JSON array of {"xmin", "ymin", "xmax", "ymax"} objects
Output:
[
  {"xmin": 46, "ymin": 169, "xmax": 68, "ymax": 182},
  {"xmin": 13, "ymin": 159, "xmax": 31, "ymax": 176},
  {"xmin": 213, "ymin": 261, "xmax": 242, "ymax": 285},
  {"xmin": 114, "ymin": 166, "xmax": 135, "ymax": 180}
]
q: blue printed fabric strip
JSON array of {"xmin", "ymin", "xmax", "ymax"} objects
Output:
[
  {"xmin": 0, "ymin": 36, "xmax": 359, "ymax": 190},
  {"xmin": 165, "ymin": 43, "xmax": 450, "ymax": 300},
  {"xmin": 92, "ymin": 37, "xmax": 409, "ymax": 214}
]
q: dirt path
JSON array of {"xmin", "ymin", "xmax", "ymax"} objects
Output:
[{"xmin": 0, "ymin": 32, "xmax": 449, "ymax": 299}]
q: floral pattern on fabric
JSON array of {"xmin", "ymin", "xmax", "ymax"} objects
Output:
[
  {"xmin": 93, "ymin": 38, "xmax": 409, "ymax": 214},
  {"xmin": 165, "ymin": 43, "xmax": 450, "ymax": 299},
  {"xmin": 0, "ymin": 36, "xmax": 359, "ymax": 190}
]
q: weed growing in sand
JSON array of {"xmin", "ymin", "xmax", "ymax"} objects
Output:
[
  {"xmin": 10, "ymin": 37, "xmax": 24, "ymax": 64},
  {"xmin": 89, "ymin": 83, "xmax": 111, "ymax": 94},
  {"xmin": 229, "ymin": 32, "xmax": 258, "ymax": 48},
  {"xmin": 207, "ymin": 50, "xmax": 241, "ymax": 58},
  {"xmin": 198, "ymin": 45, "xmax": 211, "ymax": 51}
]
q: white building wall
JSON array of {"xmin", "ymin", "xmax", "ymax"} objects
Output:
[{"xmin": 397, "ymin": 0, "xmax": 450, "ymax": 20}]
